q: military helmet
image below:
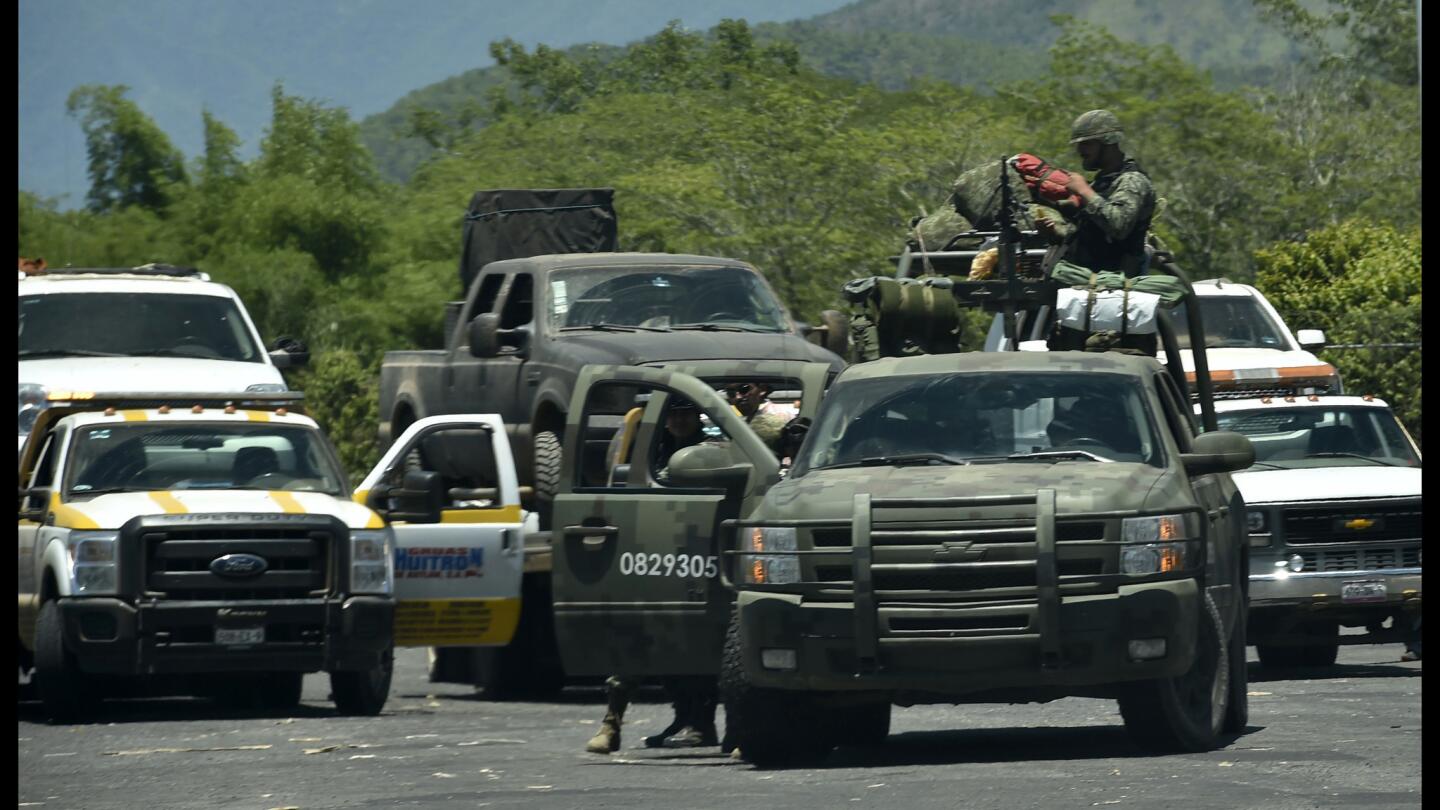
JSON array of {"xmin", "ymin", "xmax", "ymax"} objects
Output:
[{"xmin": 1069, "ymin": 109, "xmax": 1124, "ymax": 145}]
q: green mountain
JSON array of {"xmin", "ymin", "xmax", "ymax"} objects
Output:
[{"xmin": 359, "ymin": 0, "xmax": 1307, "ymax": 182}]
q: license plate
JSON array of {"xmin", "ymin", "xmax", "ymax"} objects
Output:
[
  {"xmin": 215, "ymin": 626, "xmax": 265, "ymax": 646},
  {"xmin": 1341, "ymin": 580, "xmax": 1387, "ymax": 604}
]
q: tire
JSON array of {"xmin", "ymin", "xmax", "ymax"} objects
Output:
[
  {"xmin": 256, "ymin": 672, "xmax": 304, "ymax": 711},
  {"xmin": 1222, "ymin": 593, "xmax": 1249, "ymax": 735},
  {"xmin": 34, "ymin": 601, "xmax": 99, "ymax": 724},
  {"xmin": 474, "ymin": 588, "xmax": 566, "ymax": 700},
  {"xmin": 532, "ymin": 430, "xmax": 563, "ymax": 532},
  {"xmin": 331, "ymin": 649, "xmax": 393, "ymax": 716},
  {"xmin": 719, "ymin": 614, "xmax": 834, "ymax": 768},
  {"xmin": 833, "ymin": 700, "xmax": 891, "ymax": 748},
  {"xmin": 1118, "ymin": 590, "xmax": 1230, "ymax": 753}
]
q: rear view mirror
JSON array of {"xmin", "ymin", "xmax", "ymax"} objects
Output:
[
  {"xmin": 388, "ymin": 470, "xmax": 446, "ymax": 523},
  {"xmin": 1295, "ymin": 329, "xmax": 1326, "ymax": 350},
  {"xmin": 269, "ymin": 336, "xmax": 310, "ymax": 369},
  {"xmin": 1181, "ymin": 431, "xmax": 1255, "ymax": 476}
]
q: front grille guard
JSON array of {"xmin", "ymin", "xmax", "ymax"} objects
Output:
[{"xmin": 721, "ymin": 492, "xmax": 1206, "ymax": 673}]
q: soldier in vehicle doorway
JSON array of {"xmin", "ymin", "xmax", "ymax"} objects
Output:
[
  {"xmin": 587, "ymin": 398, "xmax": 722, "ymax": 754},
  {"xmin": 1036, "ymin": 109, "xmax": 1157, "ymax": 278}
]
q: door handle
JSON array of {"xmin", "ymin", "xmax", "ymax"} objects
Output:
[{"xmin": 562, "ymin": 525, "xmax": 619, "ymax": 550}]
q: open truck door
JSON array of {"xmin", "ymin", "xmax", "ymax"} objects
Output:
[
  {"xmin": 355, "ymin": 415, "xmax": 524, "ymax": 648},
  {"xmin": 550, "ymin": 365, "xmax": 798, "ymax": 678}
]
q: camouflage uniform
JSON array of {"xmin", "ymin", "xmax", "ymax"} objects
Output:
[{"xmin": 1055, "ymin": 110, "xmax": 1157, "ymax": 278}]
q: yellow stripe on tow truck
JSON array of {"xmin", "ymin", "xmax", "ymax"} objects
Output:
[
  {"xmin": 48, "ymin": 494, "xmax": 99, "ymax": 530},
  {"xmin": 121, "ymin": 410, "xmax": 148, "ymax": 422},
  {"xmin": 268, "ymin": 491, "xmax": 306, "ymax": 514},
  {"xmin": 148, "ymin": 491, "xmax": 189, "ymax": 514},
  {"xmin": 439, "ymin": 505, "xmax": 523, "ymax": 524},
  {"xmin": 393, "ymin": 597, "xmax": 522, "ymax": 647}
]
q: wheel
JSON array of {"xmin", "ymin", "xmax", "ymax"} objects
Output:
[
  {"xmin": 1222, "ymin": 583, "xmax": 1249, "ymax": 735},
  {"xmin": 532, "ymin": 430, "xmax": 562, "ymax": 531},
  {"xmin": 719, "ymin": 614, "xmax": 834, "ymax": 768},
  {"xmin": 474, "ymin": 585, "xmax": 566, "ymax": 700},
  {"xmin": 833, "ymin": 700, "xmax": 890, "ymax": 748},
  {"xmin": 1118, "ymin": 590, "xmax": 1230, "ymax": 753},
  {"xmin": 331, "ymin": 649, "xmax": 393, "ymax": 716},
  {"xmin": 256, "ymin": 672, "xmax": 304, "ymax": 711},
  {"xmin": 34, "ymin": 601, "xmax": 100, "ymax": 723}
]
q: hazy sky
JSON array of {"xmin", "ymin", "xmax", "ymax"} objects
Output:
[{"xmin": 18, "ymin": 0, "xmax": 853, "ymax": 207}]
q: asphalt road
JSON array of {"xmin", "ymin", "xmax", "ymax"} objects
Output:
[{"xmin": 19, "ymin": 640, "xmax": 1420, "ymax": 810}]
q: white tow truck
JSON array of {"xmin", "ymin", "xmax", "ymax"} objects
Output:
[{"xmin": 17, "ymin": 392, "xmax": 524, "ymax": 721}]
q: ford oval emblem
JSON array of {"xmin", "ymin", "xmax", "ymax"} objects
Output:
[{"xmin": 210, "ymin": 553, "xmax": 269, "ymax": 578}]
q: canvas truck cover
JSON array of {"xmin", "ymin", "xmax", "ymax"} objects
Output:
[{"xmin": 458, "ymin": 188, "xmax": 618, "ymax": 294}]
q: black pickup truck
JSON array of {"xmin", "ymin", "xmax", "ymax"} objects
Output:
[{"xmin": 378, "ymin": 251, "xmax": 845, "ymax": 511}]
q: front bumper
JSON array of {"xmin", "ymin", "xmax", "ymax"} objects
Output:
[
  {"xmin": 1250, "ymin": 567, "xmax": 1421, "ymax": 608},
  {"xmin": 56, "ymin": 596, "xmax": 394, "ymax": 676},
  {"xmin": 737, "ymin": 578, "xmax": 1199, "ymax": 695}
]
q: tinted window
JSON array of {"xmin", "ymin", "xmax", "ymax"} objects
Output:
[
  {"xmin": 1171, "ymin": 296, "xmax": 1290, "ymax": 350},
  {"xmin": 1218, "ymin": 406, "xmax": 1420, "ymax": 468},
  {"xmin": 548, "ymin": 266, "xmax": 789, "ymax": 333},
  {"xmin": 792, "ymin": 372, "xmax": 1164, "ymax": 473},
  {"xmin": 65, "ymin": 423, "xmax": 347, "ymax": 497},
  {"xmin": 19, "ymin": 293, "xmax": 262, "ymax": 362}
]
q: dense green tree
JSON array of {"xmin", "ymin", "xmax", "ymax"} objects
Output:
[
  {"xmin": 1254, "ymin": 220, "xmax": 1421, "ymax": 440},
  {"xmin": 64, "ymin": 85, "xmax": 189, "ymax": 214}
]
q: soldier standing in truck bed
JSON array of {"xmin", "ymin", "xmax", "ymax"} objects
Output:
[{"xmin": 1036, "ymin": 109, "xmax": 1157, "ymax": 278}]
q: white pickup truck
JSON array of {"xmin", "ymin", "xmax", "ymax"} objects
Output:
[
  {"xmin": 18, "ymin": 265, "xmax": 305, "ymax": 453},
  {"xmin": 1170, "ymin": 280, "xmax": 1342, "ymax": 398},
  {"xmin": 1211, "ymin": 395, "xmax": 1421, "ymax": 666},
  {"xmin": 17, "ymin": 392, "xmax": 524, "ymax": 721}
]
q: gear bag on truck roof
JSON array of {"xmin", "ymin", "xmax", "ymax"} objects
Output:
[{"xmin": 458, "ymin": 188, "xmax": 618, "ymax": 294}]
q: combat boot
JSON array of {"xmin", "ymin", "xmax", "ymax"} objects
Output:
[
  {"xmin": 661, "ymin": 725, "xmax": 719, "ymax": 748},
  {"xmin": 586, "ymin": 711, "xmax": 622, "ymax": 754}
]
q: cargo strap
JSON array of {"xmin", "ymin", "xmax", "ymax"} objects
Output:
[{"xmin": 465, "ymin": 203, "xmax": 608, "ymax": 221}]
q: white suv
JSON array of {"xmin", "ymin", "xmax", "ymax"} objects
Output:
[
  {"xmin": 1168, "ymin": 279, "xmax": 1341, "ymax": 398},
  {"xmin": 18, "ymin": 265, "xmax": 304, "ymax": 451}
]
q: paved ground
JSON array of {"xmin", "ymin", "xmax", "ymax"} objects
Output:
[{"xmin": 19, "ymin": 641, "xmax": 1420, "ymax": 810}]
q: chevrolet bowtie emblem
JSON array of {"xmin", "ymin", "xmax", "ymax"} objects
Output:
[
  {"xmin": 934, "ymin": 541, "xmax": 987, "ymax": 561},
  {"xmin": 1344, "ymin": 518, "xmax": 1375, "ymax": 530}
]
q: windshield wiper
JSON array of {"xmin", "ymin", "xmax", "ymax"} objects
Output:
[
  {"xmin": 1003, "ymin": 450, "xmax": 1114, "ymax": 463},
  {"xmin": 1304, "ymin": 452, "xmax": 1400, "ymax": 466},
  {"xmin": 671, "ymin": 323, "xmax": 778, "ymax": 333},
  {"xmin": 822, "ymin": 453, "xmax": 967, "ymax": 470},
  {"xmin": 19, "ymin": 349, "xmax": 128, "ymax": 358},
  {"xmin": 559, "ymin": 323, "xmax": 670, "ymax": 333},
  {"xmin": 127, "ymin": 348, "xmax": 226, "ymax": 358},
  {"xmin": 68, "ymin": 486, "xmax": 151, "ymax": 496}
]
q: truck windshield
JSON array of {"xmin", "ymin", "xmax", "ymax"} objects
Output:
[
  {"xmin": 64, "ymin": 423, "xmax": 347, "ymax": 497},
  {"xmin": 548, "ymin": 265, "xmax": 790, "ymax": 333},
  {"xmin": 1170, "ymin": 296, "xmax": 1291, "ymax": 350},
  {"xmin": 1217, "ymin": 406, "xmax": 1420, "ymax": 469},
  {"xmin": 18, "ymin": 293, "xmax": 263, "ymax": 362},
  {"xmin": 792, "ymin": 371, "xmax": 1164, "ymax": 475}
]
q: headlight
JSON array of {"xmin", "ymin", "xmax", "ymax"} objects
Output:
[
  {"xmin": 1120, "ymin": 514, "xmax": 1192, "ymax": 574},
  {"xmin": 246, "ymin": 383, "xmax": 288, "ymax": 393},
  {"xmin": 67, "ymin": 530, "xmax": 118, "ymax": 595},
  {"xmin": 19, "ymin": 383, "xmax": 47, "ymax": 436},
  {"xmin": 1246, "ymin": 510, "xmax": 1267, "ymax": 534},
  {"xmin": 742, "ymin": 526, "xmax": 799, "ymax": 585},
  {"xmin": 350, "ymin": 529, "xmax": 394, "ymax": 594}
]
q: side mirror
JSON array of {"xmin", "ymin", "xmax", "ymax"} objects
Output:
[
  {"xmin": 666, "ymin": 444, "xmax": 753, "ymax": 493},
  {"xmin": 18, "ymin": 486, "xmax": 49, "ymax": 521},
  {"xmin": 389, "ymin": 470, "xmax": 446, "ymax": 523},
  {"xmin": 469, "ymin": 313, "xmax": 502, "ymax": 358},
  {"xmin": 268, "ymin": 336, "xmax": 310, "ymax": 369},
  {"xmin": 1295, "ymin": 329, "xmax": 1326, "ymax": 350},
  {"xmin": 1181, "ymin": 431, "xmax": 1255, "ymax": 476}
]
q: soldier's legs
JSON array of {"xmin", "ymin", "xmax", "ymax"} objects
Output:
[
  {"xmin": 586, "ymin": 675, "xmax": 636, "ymax": 754},
  {"xmin": 643, "ymin": 677, "xmax": 690, "ymax": 748},
  {"xmin": 659, "ymin": 676, "xmax": 719, "ymax": 748}
]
